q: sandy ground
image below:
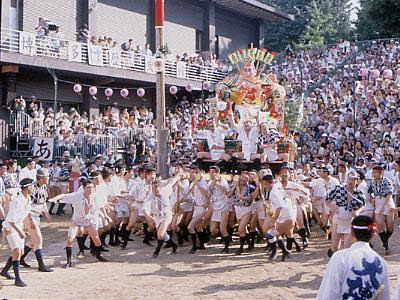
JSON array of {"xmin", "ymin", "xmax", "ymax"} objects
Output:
[{"xmin": 0, "ymin": 214, "xmax": 399, "ymax": 300}]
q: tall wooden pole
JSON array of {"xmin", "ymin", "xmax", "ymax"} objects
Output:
[{"xmin": 155, "ymin": 0, "xmax": 168, "ymax": 178}]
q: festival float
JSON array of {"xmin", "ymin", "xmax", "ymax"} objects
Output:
[{"xmin": 196, "ymin": 46, "xmax": 297, "ymax": 172}]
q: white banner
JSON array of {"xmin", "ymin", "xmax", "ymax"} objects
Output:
[
  {"xmin": 144, "ymin": 55, "xmax": 156, "ymax": 74},
  {"xmin": 33, "ymin": 137, "xmax": 54, "ymax": 161},
  {"xmin": 68, "ymin": 41, "xmax": 82, "ymax": 62},
  {"xmin": 176, "ymin": 61, "xmax": 187, "ymax": 79},
  {"xmin": 19, "ymin": 32, "xmax": 37, "ymax": 56},
  {"xmin": 88, "ymin": 45, "xmax": 104, "ymax": 66},
  {"xmin": 109, "ymin": 48, "xmax": 121, "ymax": 68}
]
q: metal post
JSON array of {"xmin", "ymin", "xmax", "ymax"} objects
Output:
[
  {"xmin": 54, "ymin": 78, "xmax": 58, "ymax": 114},
  {"xmin": 155, "ymin": 0, "xmax": 169, "ymax": 178}
]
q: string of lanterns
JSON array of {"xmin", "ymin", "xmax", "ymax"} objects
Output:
[{"xmin": 71, "ymin": 80, "xmax": 212, "ymax": 99}]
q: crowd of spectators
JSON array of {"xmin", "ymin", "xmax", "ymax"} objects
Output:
[
  {"xmin": 274, "ymin": 38, "xmax": 400, "ymax": 175},
  {"xmin": 12, "ymin": 35, "xmax": 400, "ymax": 178}
]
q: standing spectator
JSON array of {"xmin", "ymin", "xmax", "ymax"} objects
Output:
[{"xmin": 76, "ymin": 24, "xmax": 90, "ymax": 43}]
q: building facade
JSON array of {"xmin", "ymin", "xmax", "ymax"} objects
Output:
[{"xmin": 0, "ymin": 0, "xmax": 291, "ymax": 158}]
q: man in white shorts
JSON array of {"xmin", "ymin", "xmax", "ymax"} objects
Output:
[
  {"xmin": 186, "ymin": 166, "xmax": 209, "ymax": 253},
  {"xmin": 0, "ymin": 178, "xmax": 34, "ymax": 287},
  {"xmin": 368, "ymin": 164, "xmax": 395, "ymax": 255},
  {"xmin": 48, "ymin": 178, "xmax": 107, "ymax": 267},
  {"xmin": 208, "ymin": 166, "xmax": 230, "ymax": 253},
  {"xmin": 261, "ymin": 174, "xmax": 295, "ymax": 261},
  {"xmin": 143, "ymin": 175, "xmax": 180, "ymax": 258}
]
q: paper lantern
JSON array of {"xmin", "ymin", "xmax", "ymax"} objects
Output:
[
  {"xmin": 202, "ymin": 81, "xmax": 211, "ymax": 90},
  {"xmin": 89, "ymin": 86, "xmax": 97, "ymax": 96},
  {"xmin": 137, "ymin": 88, "xmax": 145, "ymax": 97},
  {"xmin": 383, "ymin": 69, "xmax": 393, "ymax": 80},
  {"xmin": 169, "ymin": 85, "xmax": 178, "ymax": 95},
  {"xmin": 73, "ymin": 84, "xmax": 82, "ymax": 94},
  {"xmin": 360, "ymin": 68, "xmax": 368, "ymax": 77},
  {"xmin": 186, "ymin": 84, "xmax": 193, "ymax": 92},
  {"xmin": 371, "ymin": 69, "xmax": 380, "ymax": 80},
  {"xmin": 105, "ymin": 88, "xmax": 113, "ymax": 98},
  {"xmin": 120, "ymin": 88, "xmax": 129, "ymax": 98}
]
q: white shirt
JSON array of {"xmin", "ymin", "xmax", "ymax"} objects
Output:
[
  {"xmin": 268, "ymin": 185, "xmax": 295, "ymax": 222},
  {"xmin": 60, "ymin": 190, "xmax": 98, "ymax": 225},
  {"xmin": 310, "ymin": 176, "xmax": 340, "ymax": 198},
  {"xmin": 197, "ymin": 127, "xmax": 227, "ymax": 149},
  {"xmin": 208, "ymin": 178, "xmax": 229, "ymax": 210},
  {"xmin": 191, "ymin": 179, "xmax": 208, "ymax": 206},
  {"xmin": 130, "ymin": 179, "xmax": 152, "ymax": 204},
  {"xmin": 4, "ymin": 193, "xmax": 31, "ymax": 231},
  {"xmin": 169, "ymin": 179, "xmax": 189, "ymax": 206},
  {"xmin": 19, "ymin": 167, "xmax": 36, "ymax": 181},
  {"xmin": 96, "ymin": 182, "xmax": 109, "ymax": 208},
  {"xmin": 317, "ymin": 242, "xmax": 390, "ymax": 300}
]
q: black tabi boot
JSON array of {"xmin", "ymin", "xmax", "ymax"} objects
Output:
[
  {"xmin": 90, "ymin": 238, "xmax": 95, "ymax": 255},
  {"xmin": 197, "ymin": 231, "xmax": 206, "ymax": 250},
  {"xmin": 0, "ymin": 257, "xmax": 14, "ymax": 279},
  {"xmin": 49, "ymin": 202, "xmax": 56, "ymax": 215},
  {"xmin": 189, "ymin": 233, "xmax": 197, "ymax": 254},
  {"xmin": 235, "ymin": 236, "xmax": 246, "ymax": 255},
  {"xmin": 143, "ymin": 223, "xmax": 153, "ymax": 246},
  {"xmin": 165, "ymin": 230, "xmax": 173, "ymax": 248},
  {"xmin": 221, "ymin": 236, "xmax": 230, "ymax": 254},
  {"xmin": 153, "ymin": 239, "xmax": 165, "ymax": 258},
  {"xmin": 56, "ymin": 203, "xmax": 66, "ymax": 215},
  {"xmin": 13, "ymin": 260, "xmax": 27, "ymax": 287},
  {"xmin": 385, "ymin": 231, "xmax": 393, "ymax": 254},
  {"xmin": 327, "ymin": 248, "xmax": 334, "ymax": 258},
  {"xmin": 35, "ymin": 249, "xmax": 53, "ymax": 272},
  {"xmin": 76, "ymin": 236, "xmax": 85, "ymax": 257},
  {"xmin": 63, "ymin": 247, "xmax": 72, "ymax": 268},
  {"xmin": 248, "ymin": 232, "xmax": 256, "ymax": 251},
  {"xmin": 82, "ymin": 234, "xmax": 90, "ymax": 250},
  {"xmin": 292, "ymin": 238, "xmax": 301, "ymax": 252},
  {"xmin": 303, "ymin": 213, "xmax": 311, "ymax": 237},
  {"xmin": 379, "ymin": 232, "xmax": 387, "ymax": 251},
  {"xmin": 109, "ymin": 228, "xmax": 118, "ymax": 246},
  {"xmin": 277, "ymin": 239, "xmax": 292, "ymax": 262},
  {"xmin": 286, "ymin": 237, "xmax": 293, "ymax": 251},
  {"xmin": 0, "ymin": 219, "xmax": 3, "ymax": 234},
  {"xmin": 114, "ymin": 226, "xmax": 123, "ymax": 245},
  {"xmin": 204, "ymin": 227, "xmax": 211, "ymax": 243},
  {"xmin": 20, "ymin": 245, "xmax": 32, "ymax": 268},
  {"xmin": 179, "ymin": 224, "xmax": 189, "ymax": 241},
  {"xmin": 166, "ymin": 237, "xmax": 178, "ymax": 253},
  {"xmin": 268, "ymin": 241, "xmax": 277, "ymax": 260},
  {"xmin": 298, "ymin": 228, "xmax": 309, "ymax": 248},
  {"xmin": 100, "ymin": 231, "xmax": 109, "ymax": 247},
  {"xmin": 121, "ymin": 223, "xmax": 134, "ymax": 241},
  {"xmin": 95, "ymin": 246, "xmax": 107, "ymax": 262},
  {"xmin": 176, "ymin": 230, "xmax": 184, "ymax": 245},
  {"xmin": 121, "ymin": 228, "xmax": 131, "ymax": 250}
]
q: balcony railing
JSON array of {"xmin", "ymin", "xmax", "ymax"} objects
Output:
[{"xmin": 0, "ymin": 28, "xmax": 227, "ymax": 83}]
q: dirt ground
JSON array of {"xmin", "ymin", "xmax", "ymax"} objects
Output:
[{"xmin": 0, "ymin": 214, "xmax": 399, "ymax": 300}]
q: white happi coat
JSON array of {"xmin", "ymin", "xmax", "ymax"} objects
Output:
[{"xmin": 317, "ymin": 242, "xmax": 390, "ymax": 300}]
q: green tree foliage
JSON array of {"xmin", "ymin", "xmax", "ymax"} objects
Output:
[
  {"xmin": 261, "ymin": 0, "xmax": 312, "ymax": 51},
  {"xmin": 260, "ymin": 0, "xmax": 352, "ymax": 51},
  {"xmin": 356, "ymin": 0, "xmax": 400, "ymax": 40}
]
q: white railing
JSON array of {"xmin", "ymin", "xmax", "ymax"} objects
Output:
[
  {"xmin": 10, "ymin": 111, "xmax": 52, "ymax": 138},
  {"xmin": 0, "ymin": 28, "xmax": 227, "ymax": 83}
]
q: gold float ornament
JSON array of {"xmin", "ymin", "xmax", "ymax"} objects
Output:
[{"xmin": 214, "ymin": 47, "xmax": 287, "ymax": 131}]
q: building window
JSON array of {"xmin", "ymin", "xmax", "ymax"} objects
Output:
[{"xmin": 195, "ymin": 30, "xmax": 202, "ymax": 53}]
